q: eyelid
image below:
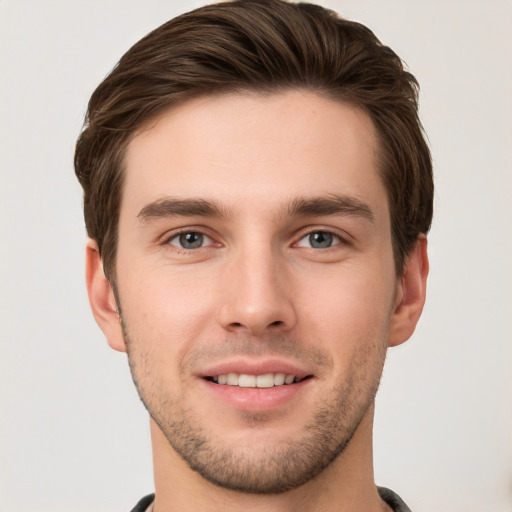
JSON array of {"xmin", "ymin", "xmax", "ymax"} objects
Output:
[
  {"xmin": 157, "ymin": 225, "xmax": 351, "ymax": 250},
  {"xmin": 293, "ymin": 227, "xmax": 350, "ymax": 248},
  {"xmin": 168, "ymin": 232, "xmax": 213, "ymax": 248},
  {"xmin": 159, "ymin": 226, "xmax": 219, "ymax": 248},
  {"xmin": 296, "ymin": 231, "xmax": 341, "ymax": 248}
]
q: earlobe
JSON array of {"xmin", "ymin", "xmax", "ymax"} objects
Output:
[
  {"xmin": 85, "ymin": 239, "xmax": 127, "ymax": 353},
  {"xmin": 388, "ymin": 235, "xmax": 429, "ymax": 347}
]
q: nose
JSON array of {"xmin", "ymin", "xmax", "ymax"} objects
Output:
[{"xmin": 217, "ymin": 244, "xmax": 297, "ymax": 337}]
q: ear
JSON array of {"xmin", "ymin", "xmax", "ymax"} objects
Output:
[
  {"xmin": 388, "ymin": 235, "xmax": 429, "ymax": 347},
  {"xmin": 85, "ymin": 239, "xmax": 127, "ymax": 352}
]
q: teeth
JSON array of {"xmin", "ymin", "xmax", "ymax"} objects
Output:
[
  {"xmin": 226, "ymin": 373, "xmax": 239, "ymax": 385},
  {"xmin": 239, "ymin": 374, "xmax": 256, "ymax": 387},
  {"xmin": 274, "ymin": 373, "xmax": 286, "ymax": 386},
  {"xmin": 256, "ymin": 374, "xmax": 274, "ymax": 388},
  {"xmin": 211, "ymin": 372, "xmax": 299, "ymax": 388},
  {"xmin": 284, "ymin": 374, "xmax": 295, "ymax": 384}
]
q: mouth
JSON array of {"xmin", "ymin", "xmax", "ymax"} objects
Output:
[
  {"xmin": 199, "ymin": 363, "xmax": 315, "ymax": 411},
  {"xmin": 205, "ymin": 373, "xmax": 312, "ymax": 388}
]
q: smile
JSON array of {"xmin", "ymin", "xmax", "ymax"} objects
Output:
[{"xmin": 207, "ymin": 373, "xmax": 309, "ymax": 388}]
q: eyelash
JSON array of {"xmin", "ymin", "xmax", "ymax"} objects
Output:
[
  {"xmin": 164, "ymin": 230, "xmax": 215, "ymax": 251},
  {"xmin": 162, "ymin": 228, "xmax": 347, "ymax": 251},
  {"xmin": 294, "ymin": 230, "xmax": 345, "ymax": 249}
]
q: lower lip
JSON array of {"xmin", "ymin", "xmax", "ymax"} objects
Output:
[{"xmin": 200, "ymin": 378, "xmax": 313, "ymax": 412}]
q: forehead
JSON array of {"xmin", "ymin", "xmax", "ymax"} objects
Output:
[{"xmin": 121, "ymin": 90, "xmax": 387, "ymax": 221}]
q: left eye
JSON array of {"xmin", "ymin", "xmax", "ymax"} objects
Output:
[
  {"xmin": 296, "ymin": 231, "xmax": 341, "ymax": 249},
  {"xmin": 168, "ymin": 231, "xmax": 212, "ymax": 249}
]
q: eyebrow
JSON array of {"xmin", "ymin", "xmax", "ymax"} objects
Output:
[
  {"xmin": 286, "ymin": 194, "xmax": 374, "ymax": 221},
  {"xmin": 137, "ymin": 194, "xmax": 374, "ymax": 223},
  {"xmin": 138, "ymin": 198, "xmax": 231, "ymax": 222}
]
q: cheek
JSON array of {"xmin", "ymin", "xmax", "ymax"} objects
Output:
[
  {"xmin": 297, "ymin": 263, "xmax": 396, "ymax": 349},
  {"xmin": 302, "ymin": 271, "xmax": 392, "ymax": 392},
  {"xmin": 117, "ymin": 263, "xmax": 219, "ymax": 365}
]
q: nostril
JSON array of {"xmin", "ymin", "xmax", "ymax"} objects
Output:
[{"xmin": 224, "ymin": 318, "xmax": 290, "ymax": 334}]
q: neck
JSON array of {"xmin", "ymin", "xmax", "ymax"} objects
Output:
[{"xmin": 150, "ymin": 404, "xmax": 387, "ymax": 512}]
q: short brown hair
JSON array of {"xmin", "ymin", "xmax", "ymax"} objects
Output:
[{"xmin": 75, "ymin": 0, "xmax": 433, "ymax": 281}]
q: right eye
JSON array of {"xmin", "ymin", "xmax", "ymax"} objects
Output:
[{"xmin": 167, "ymin": 231, "xmax": 213, "ymax": 250}]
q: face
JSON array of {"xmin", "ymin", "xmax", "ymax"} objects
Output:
[{"xmin": 88, "ymin": 90, "xmax": 425, "ymax": 494}]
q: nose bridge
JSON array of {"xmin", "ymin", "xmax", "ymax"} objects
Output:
[{"xmin": 218, "ymin": 235, "xmax": 296, "ymax": 335}]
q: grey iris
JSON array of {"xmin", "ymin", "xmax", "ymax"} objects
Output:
[
  {"xmin": 309, "ymin": 232, "xmax": 333, "ymax": 248},
  {"xmin": 179, "ymin": 232, "xmax": 203, "ymax": 249}
]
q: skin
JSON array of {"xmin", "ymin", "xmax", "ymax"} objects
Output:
[{"xmin": 86, "ymin": 90, "xmax": 428, "ymax": 512}]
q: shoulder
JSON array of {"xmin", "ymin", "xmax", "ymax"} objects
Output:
[
  {"xmin": 377, "ymin": 487, "xmax": 412, "ymax": 512},
  {"xmin": 130, "ymin": 493, "xmax": 155, "ymax": 512}
]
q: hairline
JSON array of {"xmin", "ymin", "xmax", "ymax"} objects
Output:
[{"xmin": 104, "ymin": 86, "xmax": 398, "ymax": 285}]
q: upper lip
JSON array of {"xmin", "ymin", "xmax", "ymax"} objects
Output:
[{"xmin": 198, "ymin": 358, "xmax": 312, "ymax": 380}]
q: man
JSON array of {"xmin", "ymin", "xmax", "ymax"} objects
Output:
[{"xmin": 74, "ymin": 0, "xmax": 432, "ymax": 510}]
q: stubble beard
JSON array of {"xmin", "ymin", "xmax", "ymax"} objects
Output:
[{"xmin": 122, "ymin": 321, "xmax": 387, "ymax": 494}]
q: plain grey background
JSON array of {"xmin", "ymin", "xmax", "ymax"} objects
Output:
[{"xmin": 1, "ymin": 1, "xmax": 511, "ymax": 511}]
